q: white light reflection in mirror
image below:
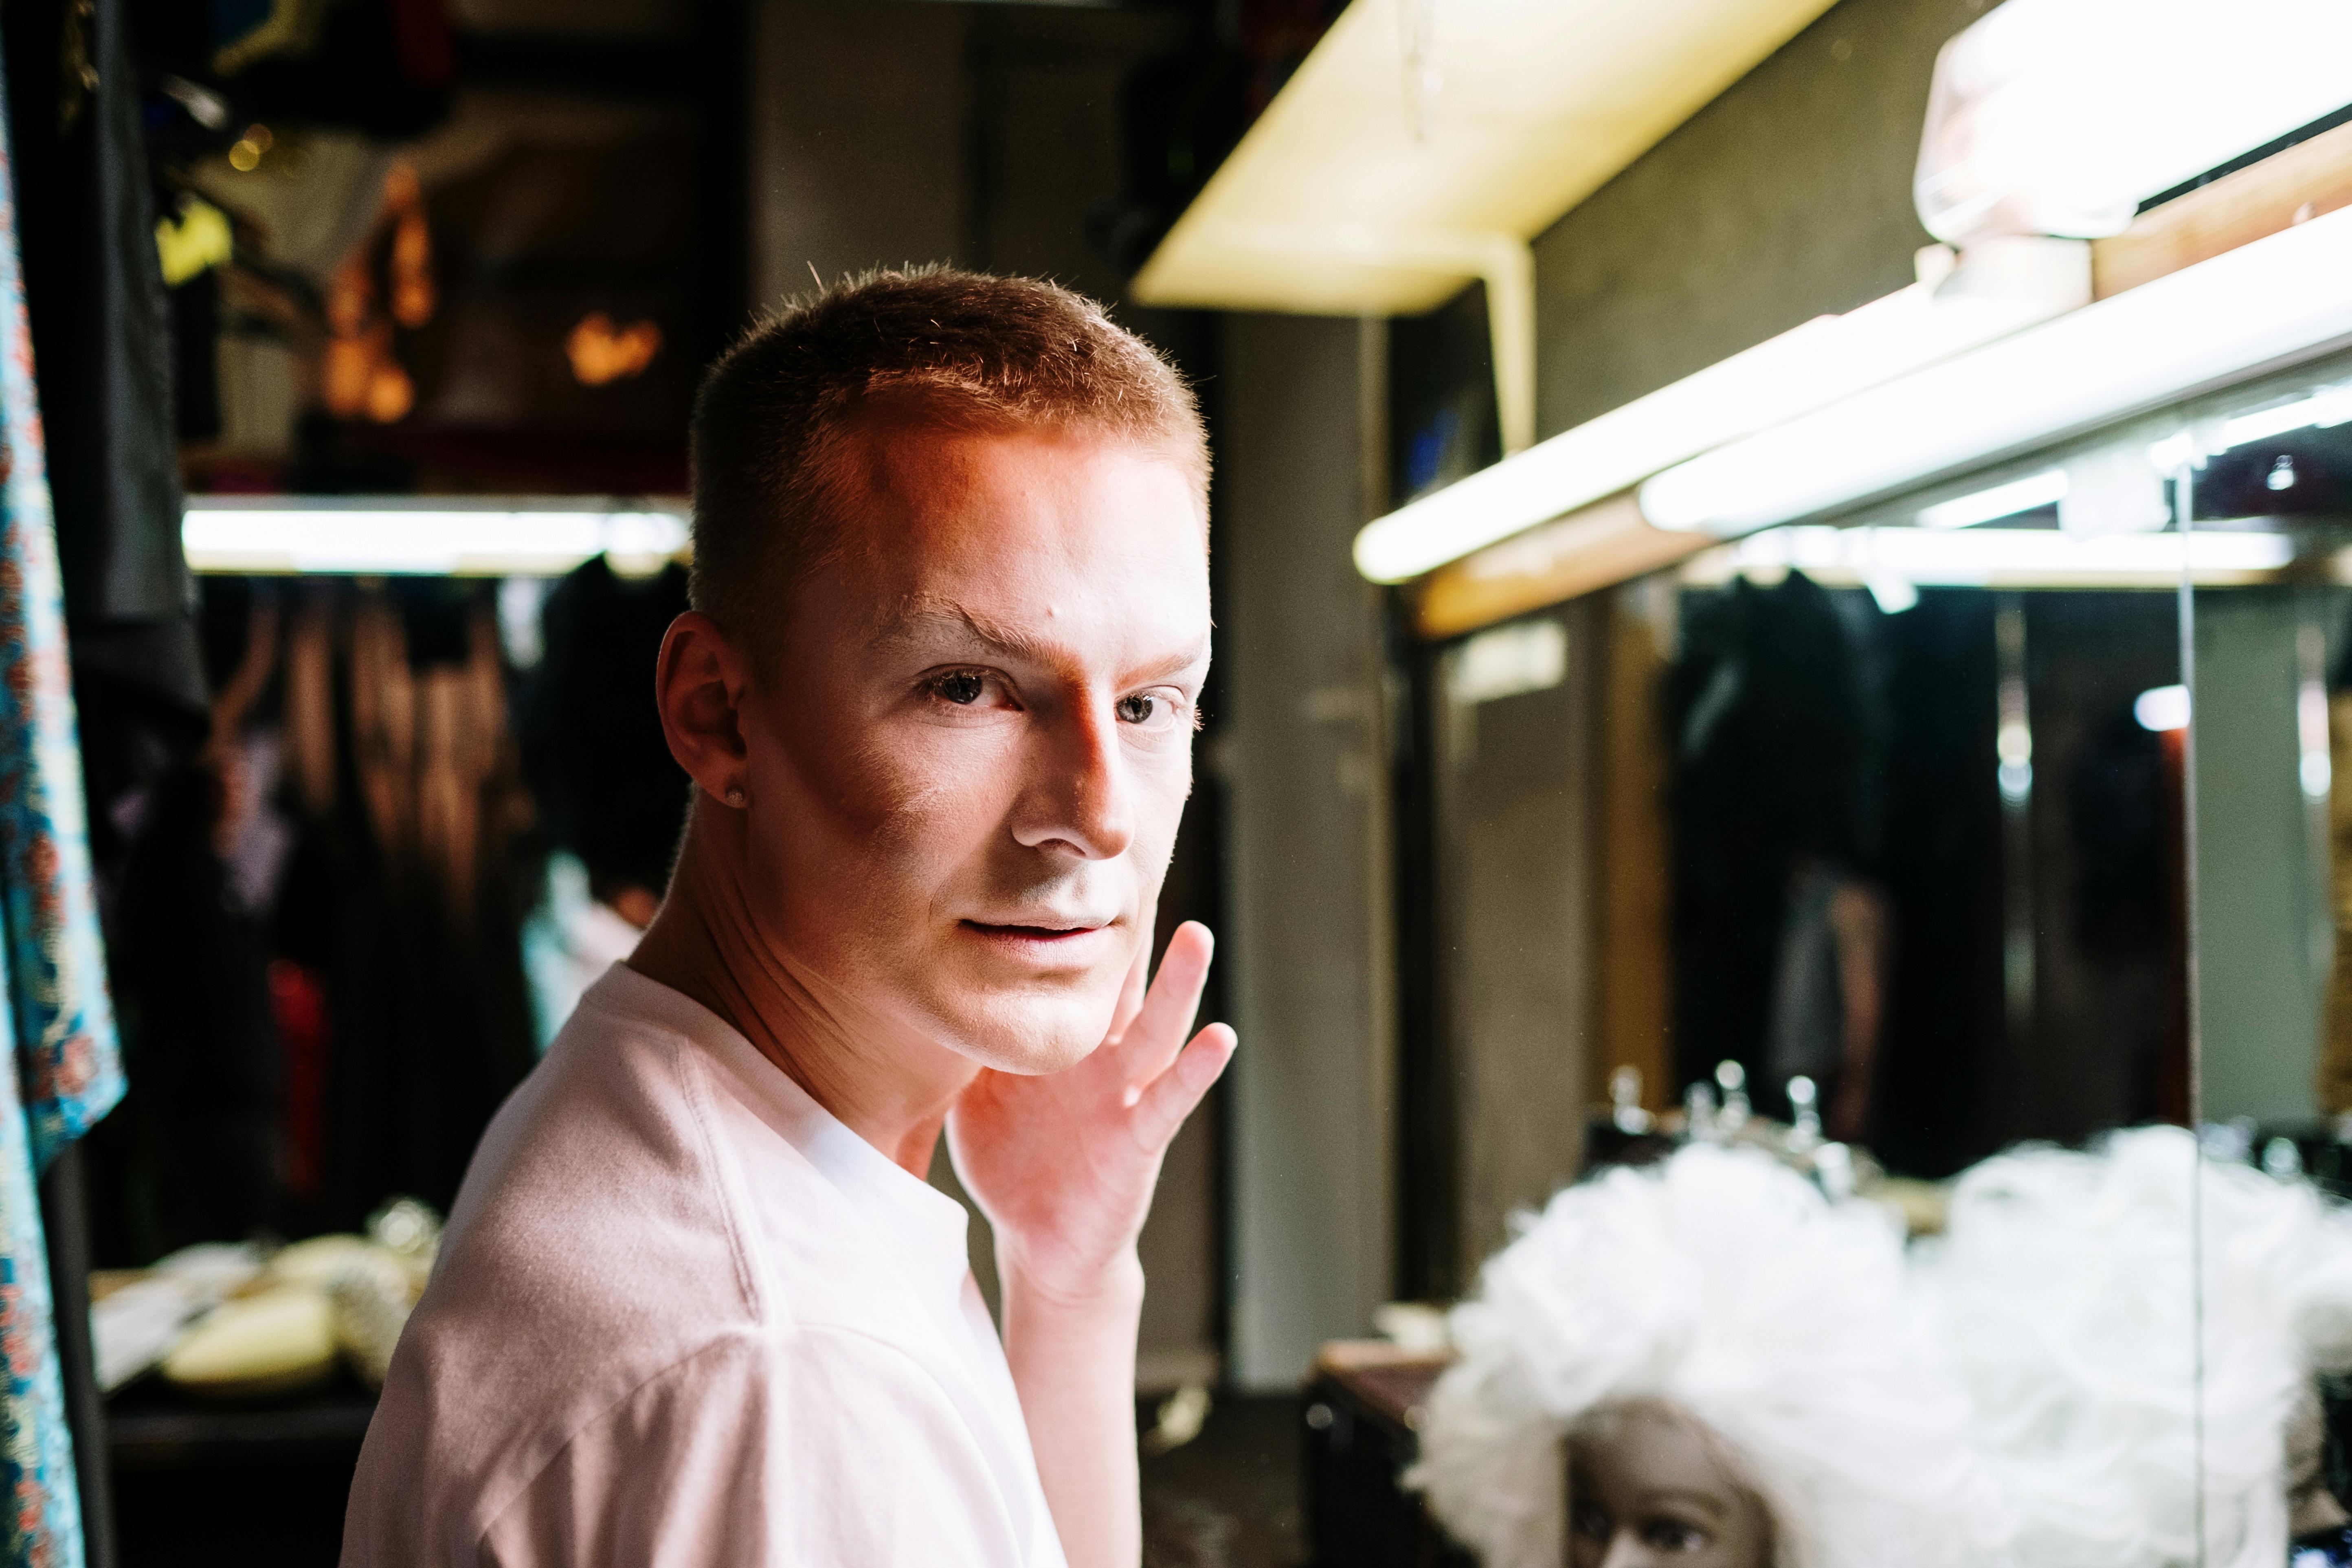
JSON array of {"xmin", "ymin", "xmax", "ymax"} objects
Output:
[
  {"xmin": 2134, "ymin": 683, "xmax": 2191, "ymax": 732},
  {"xmin": 180, "ymin": 499, "xmax": 691, "ymax": 577},
  {"xmin": 1915, "ymin": 468, "xmax": 2069, "ymax": 529},
  {"xmin": 1682, "ymin": 523, "xmax": 2292, "ymax": 598}
]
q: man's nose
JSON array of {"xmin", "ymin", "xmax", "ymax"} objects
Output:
[
  {"xmin": 1010, "ymin": 697, "xmax": 1133, "ymax": 860},
  {"xmin": 1598, "ymin": 1532, "xmax": 1657, "ymax": 1568}
]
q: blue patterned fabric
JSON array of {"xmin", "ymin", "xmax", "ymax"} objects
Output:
[
  {"xmin": 0, "ymin": 48, "xmax": 122, "ymax": 1568},
  {"xmin": 0, "ymin": 101, "xmax": 122, "ymax": 1173}
]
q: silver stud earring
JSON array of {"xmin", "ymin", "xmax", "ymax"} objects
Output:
[{"xmin": 723, "ymin": 786, "xmax": 747, "ymax": 808}]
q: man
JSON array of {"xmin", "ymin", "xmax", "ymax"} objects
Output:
[{"xmin": 343, "ymin": 268, "xmax": 1234, "ymax": 1567}]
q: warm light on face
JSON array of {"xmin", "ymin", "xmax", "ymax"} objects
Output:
[{"xmin": 736, "ymin": 431, "xmax": 1212, "ymax": 1076}]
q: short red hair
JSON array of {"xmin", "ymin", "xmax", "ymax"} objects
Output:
[{"xmin": 687, "ymin": 266, "xmax": 1207, "ymax": 648}]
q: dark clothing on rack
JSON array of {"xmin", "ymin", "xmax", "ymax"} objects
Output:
[
  {"xmin": 521, "ymin": 559, "xmax": 691, "ymax": 897},
  {"xmin": 2, "ymin": 0, "xmax": 211, "ymax": 887},
  {"xmin": 116, "ymin": 764, "xmax": 281, "ymax": 1250}
]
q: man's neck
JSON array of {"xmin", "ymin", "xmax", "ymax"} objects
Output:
[{"xmin": 626, "ymin": 807, "xmax": 976, "ymax": 1177}]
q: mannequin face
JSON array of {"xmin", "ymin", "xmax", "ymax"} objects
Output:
[{"xmin": 1567, "ymin": 1403, "xmax": 1773, "ymax": 1568}]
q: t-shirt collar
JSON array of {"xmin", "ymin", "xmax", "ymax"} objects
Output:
[{"xmin": 582, "ymin": 963, "xmax": 976, "ymax": 1313}]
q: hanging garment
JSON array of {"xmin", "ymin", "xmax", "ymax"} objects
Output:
[
  {"xmin": 274, "ymin": 582, "xmax": 536, "ymax": 1229},
  {"xmin": 518, "ymin": 558, "xmax": 689, "ymax": 900},
  {"xmin": 1, "ymin": 0, "xmax": 209, "ymax": 907},
  {"xmin": 0, "ymin": 42, "xmax": 142, "ymax": 1568},
  {"xmin": 2318, "ymin": 683, "xmax": 2352, "ymax": 1115},
  {"xmin": 1667, "ymin": 573, "xmax": 1871, "ymax": 1110},
  {"xmin": 0, "ymin": 38, "xmax": 124, "ymax": 1173}
]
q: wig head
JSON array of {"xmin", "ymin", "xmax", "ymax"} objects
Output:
[
  {"xmin": 1412, "ymin": 1144, "xmax": 2003, "ymax": 1568},
  {"xmin": 1921, "ymin": 1125, "xmax": 2352, "ymax": 1568}
]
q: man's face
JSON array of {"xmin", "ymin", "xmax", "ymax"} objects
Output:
[{"xmin": 736, "ymin": 422, "xmax": 1210, "ymax": 1076}]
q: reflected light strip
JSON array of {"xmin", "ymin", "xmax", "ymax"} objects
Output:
[
  {"xmin": 1687, "ymin": 524, "xmax": 2292, "ymax": 589},
  {"xmin": 1917, "ymin": 468, "xmax": 2069, "ymax": 529},
  {"xmin": 2218, "ymin": 379, "xmax": 2352, "ymax": 449},
  {"xmin": 1351, "ymin": 272, "xmax": 2080, "ymax": 583},
  {"xmin": 1641, "ymin": 206, "xmax": 2352, "ymax": 537},
  {"xmin": 181, "ymin": 501, "xmax": 689, "ymax": 576},
  {"xmin": 2146, "ymin": 378, "xmax": 2352, "ymax": 472},
  {"xmin": 2135, "ymin": 684, "xmax": 2191, "ymax": 731}
]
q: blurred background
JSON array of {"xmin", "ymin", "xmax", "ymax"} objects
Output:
[{"xmin": 4, "ymin": 0, "xmax": 2352, "ymax": 1561}]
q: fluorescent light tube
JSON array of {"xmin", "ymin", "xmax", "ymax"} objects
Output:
[
  {"xmin": 1351, "ymin": 246, "xmax": 2086, "ymax": 584},
  {"xmin": 181, "ymin": 499, "xmax": 689, "ymax": 576},
  {"xmin": 1691, "ymin": 524, "xmax": 2291, "ymax": 589},
  {"xmin": 1916, "ymin": 0, "xmax": 2352, "ymax": 246},
  {"xmin": 1639, "ymin": 206, "xmax": 2352, "ymax": 538},
  {"xmin": 1916, "ymin": 469, "xmax": 2068, "ymax": 529},
  {"xmin": 1447, "ymin": 620, "xmax": 1567, "ymax": 705},
  {"xmin": 2218, "ymin": 380, "xmax": 2352, "ymax": 450}
]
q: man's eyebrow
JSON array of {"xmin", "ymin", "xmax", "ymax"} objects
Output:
[
  {"xmin": 882, "ymin": 602, "xmax": 1060, "ymax": 665},
  {"xmin": 882, "ymin": 598, "xmax": 1209, "ymax": 681}
]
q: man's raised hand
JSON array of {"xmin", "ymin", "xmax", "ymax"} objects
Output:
[{"xmin": 946, "ymin": 921, "xmax": 1236, "ymax": 1301}]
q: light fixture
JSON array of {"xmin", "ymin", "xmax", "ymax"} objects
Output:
[
  {"xmin": 1685, "ymin": 523, "xmax": 2292, "ymax": 591},
  {"xmin": 2221, "ymin": 380, "xmax": 2352, "ymax": 448},
  {"xmin": 1353, "ymin": 243, "xmax": 2088, "ymax": 582},
  {"xmin": 1863, "ymin": 572, "xmax": 1919, "ymax": 614},
  {"xmin": 1996, "ymin": 718, "xmax": 2033, "ymax": 802},
  {"xmin": 2146, "ymin": 378, "xmax": 2352, "ymax": 472},
  {"xmin": 1638, "ymin": 205, "xmax": 2352, "ymax": 538},
  {"xmin": 1133, "ymin": 0, "xmax": 1842, "ymax": 321},
  {"xmin": 2302, "ymin": 674, "xmax": 2334, "ymax": 799},
  {"xmin": 1915, "ymin": 0, "xmax": 2352, "ymax": 246},
  {"xmin": 180, "ymin": 497, "xmax": 690, "ymax": 577},
  {"xmin": 1916, "ymin": 468, "xmax": 2068, "ymax": 529},
  {"xmin": 2135, "ymin": 684, "xmax": 2191, "ymax": 732},
  {"xmin": 1447, "ymin": 619, "xmax": 1567, "ymax": 705}
]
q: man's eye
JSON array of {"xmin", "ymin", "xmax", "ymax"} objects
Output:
[
  {"xmin": 1642, "ymin": 1520, "xmax": 1709, "ymax": 1552},
  {"xmin": 935, "ymin": 671, "xmax": 985, "ymax": 705},
  {"xmin": 1571, "ymin": 1506, "xmax": 1612, "ymax": 1541},
  {"xmin": 1116, "ymin": 690, "xmax": 1188, "ymax": 730}
]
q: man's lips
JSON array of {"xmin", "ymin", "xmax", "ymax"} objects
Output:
[{"xmin": 959, "ymin": 918, "xmax": 1113, "ymax": 942}]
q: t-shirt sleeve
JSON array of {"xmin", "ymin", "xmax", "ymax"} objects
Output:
[{"xmin": 477, "ymin": 1326, "xmax": 1030, "ymax": 1568}]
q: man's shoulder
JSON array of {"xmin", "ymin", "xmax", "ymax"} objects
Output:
[
  {"xmin": 369, "ymin": 971, "xmax": 903, "ymax": 1442},
  {"xmin": 341, "ymin": 986, "xmax": 782, "ymax": 1558},
  {"xmin": 343, "ymin": 969, "xmax": 1004, "ymax": 1561},
  {"xmin": 417, "ymin": 982, "xmax": 777, "ymax": 1355},
  {"xmin": 346, "ymin": 1320, "xmax": 1016, "ymax": 1568}
]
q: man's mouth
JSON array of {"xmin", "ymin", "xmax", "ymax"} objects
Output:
[{"xmin": 960, "ymin": 918, "xmax": 1110, "ymax": 942}]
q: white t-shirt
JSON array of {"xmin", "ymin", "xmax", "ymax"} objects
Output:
[{"xmin": 342, "ymin": 963, "xmax": 1070, "ymax": 1568}]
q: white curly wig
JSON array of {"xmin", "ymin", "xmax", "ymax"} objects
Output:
[
  {"xmin": 1410, "ymin": 1144, "xmax": 2005, "ymax": 1568},
  {"xmin": 1919, "ymin": 1125, "xmax": 2352, "ymax": 1568}
]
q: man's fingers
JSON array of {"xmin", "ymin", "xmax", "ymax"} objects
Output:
[
  {"xmin": 1105, "ymin": 929, "xmax": 1151, "ymax": 1046},
  {"xmin": 1121, "ymin": 921, "xmax": 1214, "ymax": 1081},
  {"xmin": 1129, "ymin": 1023, "xmax": 1236, "ymax": 1153}
]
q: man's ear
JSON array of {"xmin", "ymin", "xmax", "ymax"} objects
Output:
[{"xmin": 654, "ymin": 611, "xmax": 753, "ymax": 804}]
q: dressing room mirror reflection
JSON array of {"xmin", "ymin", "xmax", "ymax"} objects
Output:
[
  {"xmin": 1651, "ymin": 567, "xmax": 2191, "ymax": 1175},
  {"xmin": 1410, "ymin": 362, "xmax": 2352, "ymax": 1568}
]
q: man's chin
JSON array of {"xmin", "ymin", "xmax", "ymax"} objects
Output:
[{"xmin": 931, "ymin": 992, "xmax": 1114, "ymax": 1076}]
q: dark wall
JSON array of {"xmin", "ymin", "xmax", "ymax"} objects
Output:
[{"xmin": 1530, "ymin": 0, "xmax": 1988, "ymax": 436}]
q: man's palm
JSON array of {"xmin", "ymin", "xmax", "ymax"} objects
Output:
[{"xmin": 947, "ymin": 921, "xmax": 1234, "ymax": 1296}]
